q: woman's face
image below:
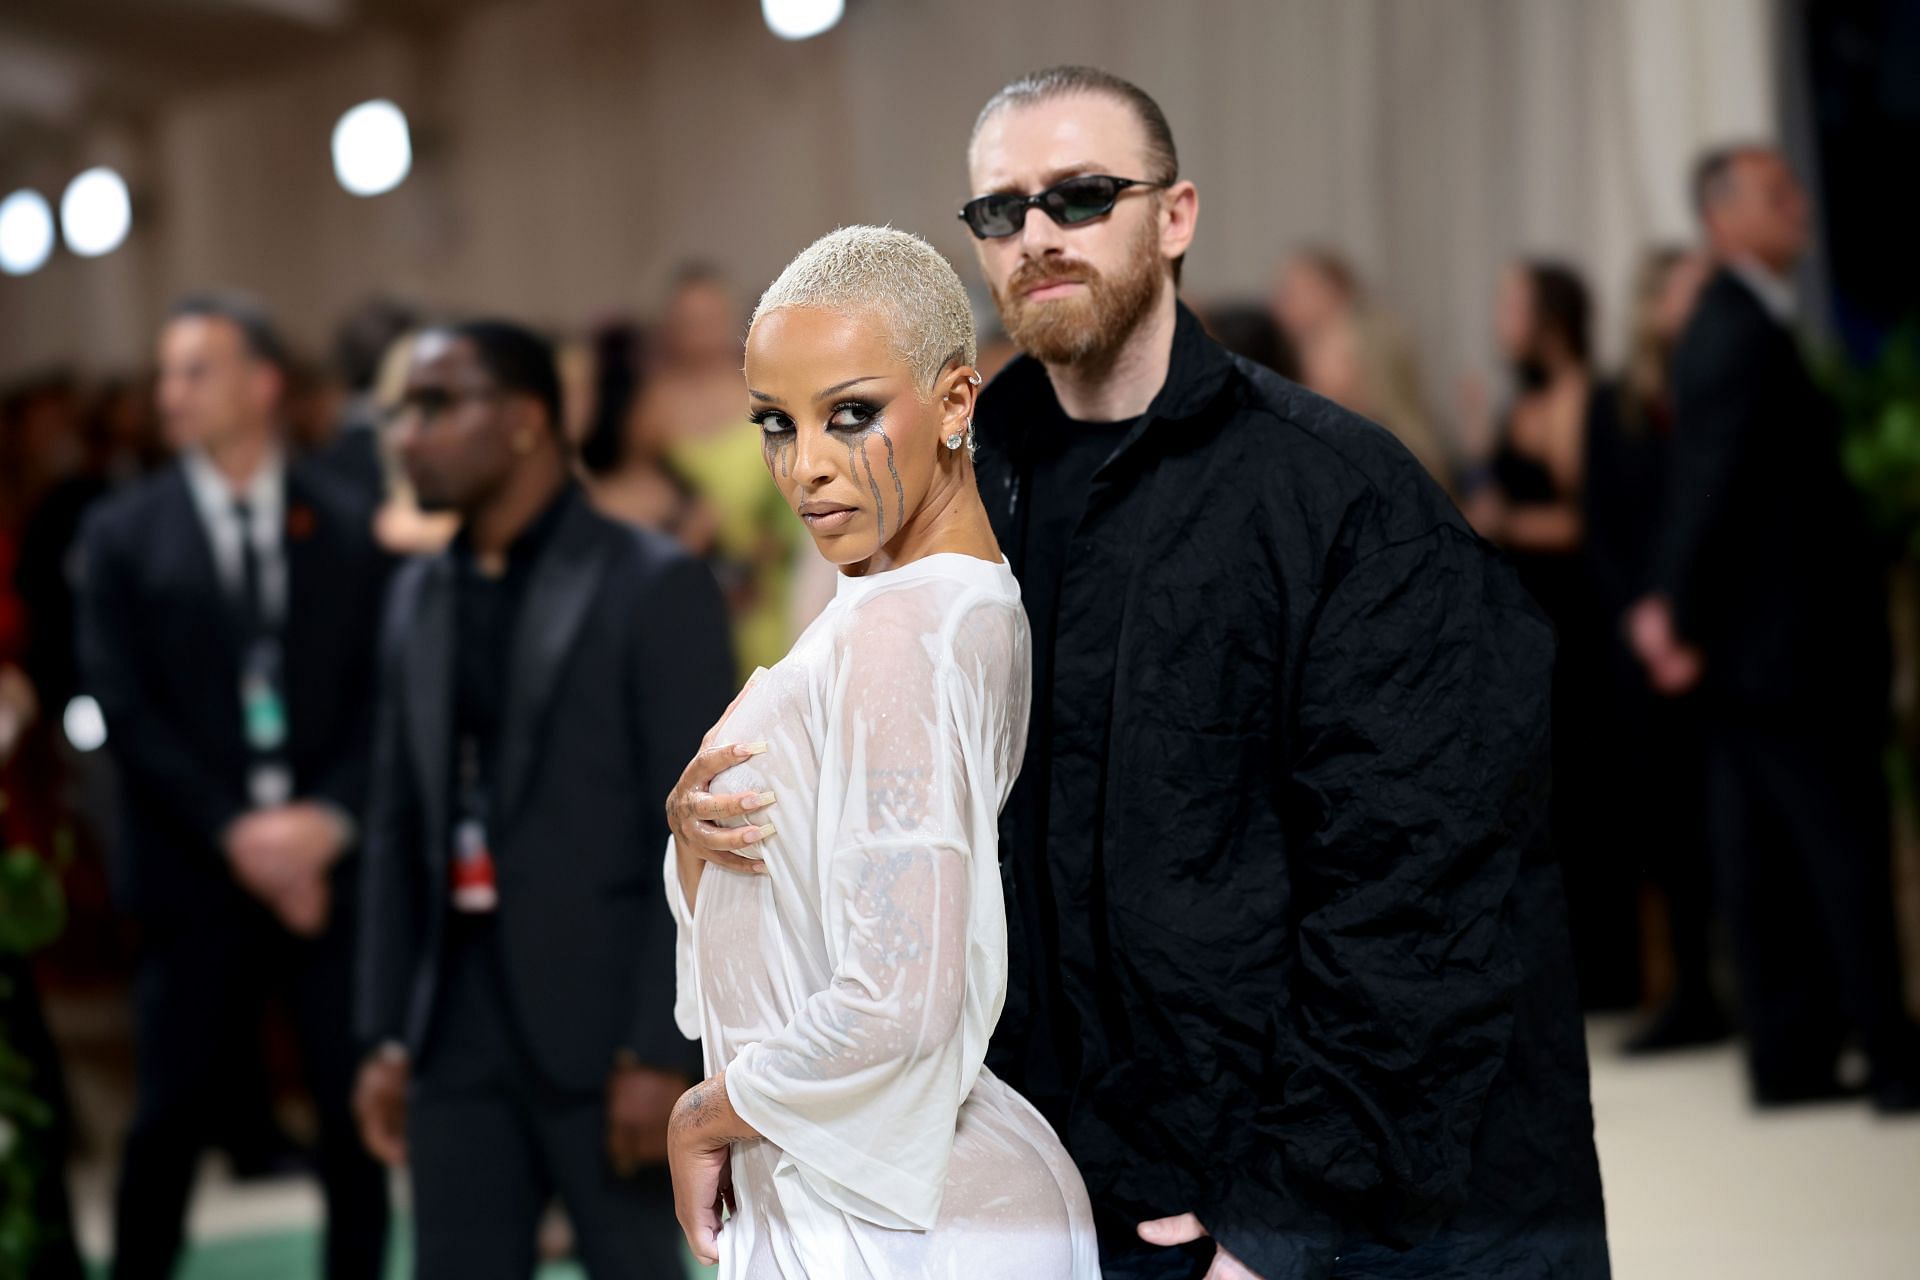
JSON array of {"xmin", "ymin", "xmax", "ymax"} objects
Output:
[
  {"xmin": 743, "ymin": 306, "xmax": 973, "ymax": 570},
  {"xmin": 1494, "ymin": 265, "xmax": 1535, "ymax": 364}
]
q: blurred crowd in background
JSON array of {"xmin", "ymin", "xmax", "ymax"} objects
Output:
[{"xmin": 0, "ymin": 2, "xmax": 1917, "ymax": 1277}]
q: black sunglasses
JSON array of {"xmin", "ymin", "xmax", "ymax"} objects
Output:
[
  {"xmin": 382, "ymin": 385, "xmax": 503, "ymax": 427},
  {"xmin": 958, "ymin": 174, "xmax": 1166, "ymax": 240}
]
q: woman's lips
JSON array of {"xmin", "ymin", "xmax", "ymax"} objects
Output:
[{"xmin": 802, "ymin": 506, "xmax": 857, "ymax": 532}]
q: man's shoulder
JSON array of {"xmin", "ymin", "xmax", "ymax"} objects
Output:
[
  {"xmin": 584, "ymin": 504, "xmax": 725, "ymax": 616},
  {"xmin": 591, "ymin": 504, "xmax": 700, "ymax": 578},
  {"xmin": 84, "ymin": 466, "xmax": 185, "ymax": 546},
  {"xmin": 1220, "ymin": 357, "xmax": 1462, "ymax": 541}
]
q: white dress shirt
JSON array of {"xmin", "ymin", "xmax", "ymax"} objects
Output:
[
  {"xmin": 180, "ymin": 446, "xmax": 288, "ymax": 625},
  {"xmin": 1727, "ymin": 257, "xmax": 1798, "ymax": 327}
]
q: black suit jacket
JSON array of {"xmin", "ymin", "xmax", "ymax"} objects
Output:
[
  {"xmin": 1653, "ymin": 269, "xmax": 1889, "ymax": 725},
  {"xmin": 354, "ymin": 486, "xmax": 732, "ymax": 1090},
  {"xmin": 76, "ymin": 459, "xmax": 387, "ymax": 919}
]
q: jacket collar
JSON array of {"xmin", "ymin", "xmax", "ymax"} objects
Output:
[{"xmin": 977, "ymin": 300, "xmax": 1238, "ymax": 464}]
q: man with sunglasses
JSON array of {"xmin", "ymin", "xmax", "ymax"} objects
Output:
[
  {"xmin": 957, "ymin": 69, "xmax": 1608, "ymax": 1278},
  {"xmin": 352, "ymin": 321, "xmax": 733, "ymax": 1277}
]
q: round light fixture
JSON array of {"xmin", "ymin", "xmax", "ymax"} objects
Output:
[
  {"xmin": 60, "ymin": 167, "xmax": 133, "ymax": 258},
  {"xmin": 762, "ymin": 0, "xmax": 844, "ymax": 41},
  {"xmin": 0, "ymin": 189, "xmax": 56, "ymax": 276},
  {"xmin": 332, "ymin": 99, "xmax": 413, "ymax": 197}
]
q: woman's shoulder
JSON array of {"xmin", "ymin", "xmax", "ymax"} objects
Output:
[{"xmin": 832, "ymin": 558, "xmax": 1024, "ymax": 675}]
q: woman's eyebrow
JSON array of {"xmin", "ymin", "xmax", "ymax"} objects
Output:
[{"xmin": 811, "ymin": 376, "xmax": 883, "ymax": 401}]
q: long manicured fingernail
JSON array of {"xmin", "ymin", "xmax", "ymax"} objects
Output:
[
  {"xmin": 749, "ymin": 822, "xmax": 775, "ymax": 840},
  {"xmin": 740, "ymin": 790, "xmax": 777, "ymax": 811},
  {"xmin": 735, "ymin": 741, "xmax": 769, "ymax": 757}
]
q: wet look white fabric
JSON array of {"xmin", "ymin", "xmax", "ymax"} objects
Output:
[{"xmin": 666, "ymin": 553, "xmax": 1099, "ymax": 1279}]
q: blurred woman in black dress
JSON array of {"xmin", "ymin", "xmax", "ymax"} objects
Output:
[
  {"xmin": 1464, "ymin": 260, "xmax": 1639, "ymax": 1010},
  {"xmin": 1585, "ymin": 246, "xmax": 1731, "ymax": 1052}
]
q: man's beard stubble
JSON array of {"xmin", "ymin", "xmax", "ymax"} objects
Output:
[{"xmin": 990, "ymin": 215, "xmax": 1164, "ymax": 371}]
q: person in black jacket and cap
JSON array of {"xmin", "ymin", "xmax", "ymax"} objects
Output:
[{"xmin": 671, "ymin": 67, "xmax": 1608, "ymax": 1280}]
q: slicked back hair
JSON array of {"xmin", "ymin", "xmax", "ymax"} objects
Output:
[
  {"xmin": 971, "ymin": 65, "xmax": 1179, "ymax": 186},
  {"xmin": 169, "ymin": 291, "xmax": 291, "ymax": 375},
  {"xmin": 1691, "ymin": 143, "xmax": 1775, "ymax": 222}
]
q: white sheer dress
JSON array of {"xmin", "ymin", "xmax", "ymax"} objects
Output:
[{"xmin": 665, "ymin": 552, "xmax": 1100, "ymax": 1279}]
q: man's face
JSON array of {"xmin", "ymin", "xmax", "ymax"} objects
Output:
[
  {"xmin": 155, "ymin": 316, "xmax": 278, "ymax": 453},
  {"xmin": 966, "ymin": 94, "xmax": 1183, "ymax": 368},
  {"xmin": 1713, "ymin": 152, "xmax": 1810, "ymax": 272},
  {"xmin": 391, "ymin": 333, "xmax": 522, "ymax": 514}
]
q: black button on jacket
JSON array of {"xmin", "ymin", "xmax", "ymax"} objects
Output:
[{"xmin": 977, "ymin": 305, "xmax": 1610, "ymax": 1279}]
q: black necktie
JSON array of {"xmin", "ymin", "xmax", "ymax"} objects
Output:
[{"xmin": 231, "ymin": 497, "xmax": 266, "ymax": 638}]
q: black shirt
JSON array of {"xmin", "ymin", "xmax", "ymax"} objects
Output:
[
  {"xmin": 1002, "ymin": 405, "xmax": 1134, "ymax": 1121},
  {"xmin": 450, "ymin": 485, "xmax": 571, "ymax": 819}
]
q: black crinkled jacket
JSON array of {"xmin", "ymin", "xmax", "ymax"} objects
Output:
[{"xmin": 977, "ymin": 304, "xmax": 1610, "ymax": 1279}]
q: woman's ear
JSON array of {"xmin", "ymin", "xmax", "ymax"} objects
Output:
[{"xmin": 936, "ymin": 364, "xmax": 980, "ymax": 452}]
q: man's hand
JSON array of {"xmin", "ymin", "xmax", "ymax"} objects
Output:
[
  {"xmin": 606, "ymin": 1060, "xmax": 687, "ymax": 1175},
  {"xmin": 353, "ymin": 1050, "xmax": 409, "ymax": 1168},
  {"xmin": 225, "ymin": 801, "xmax": 352, "ymax": 936},
  {"xmin": 1626, "ymin": 595, "xmax": 1704, "ymax": 696},
  {"xmin": 1138, "ymin": 1214, "xmax": 1265, "ymax": 1280}
]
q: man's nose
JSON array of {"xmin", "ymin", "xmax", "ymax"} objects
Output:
[{"xmin": 1017, "ymin": 203, "xmax": 1066, "ymax": 257}]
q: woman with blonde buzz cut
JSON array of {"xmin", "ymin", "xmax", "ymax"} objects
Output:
[{"xmin": 661, "ymin": 225, "xmax": 1100, "ymax": 1278}]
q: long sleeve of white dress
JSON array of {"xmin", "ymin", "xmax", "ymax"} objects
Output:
[{"xmin": 722, "ymin": 585, "xmax": 1010, "ymax": 1231}]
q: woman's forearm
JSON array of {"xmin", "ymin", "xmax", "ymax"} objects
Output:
[{"xmin": 671, "ymin": 1068, "xmax": 762, "ymax": 1147}]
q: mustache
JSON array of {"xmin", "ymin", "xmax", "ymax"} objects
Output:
[{"xmin": 1006, "ymin": 258, "xmax": 1099, "ymax": 295}]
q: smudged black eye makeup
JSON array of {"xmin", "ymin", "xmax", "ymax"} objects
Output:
[
  {"xmin": 827, "ymin": 398, "xmax": 888, "ymax": 431},
  {"xmin": 749, "ymin": 408, "xmax": 794, "ymax": 435}
]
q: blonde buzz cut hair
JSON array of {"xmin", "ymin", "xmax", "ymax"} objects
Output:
[{"xmin": 750, "ymin": 225, "xmax": 977, "ymax": 396}]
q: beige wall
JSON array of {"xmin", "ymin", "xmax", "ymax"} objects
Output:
[{"xmin": 0, "ymin": 0, "xmax": 1774, "ymax": 409}]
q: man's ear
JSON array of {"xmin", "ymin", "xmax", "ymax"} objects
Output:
[
  {"xmin": 1160, "ymin": 180, "xmax": 1199, "ymax": 265},
  {"xmin": 253, "ymin": 362, "xmax": 286, "ymax": 419}
]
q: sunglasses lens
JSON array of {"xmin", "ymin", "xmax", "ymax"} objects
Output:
[
  {"xmin": 964, "ymin": 195, "xmax": 1022, "ymax": 238},
  {"xmin": 1047, "ymin": 177, "xmax": 1123, "ymax": 225}
]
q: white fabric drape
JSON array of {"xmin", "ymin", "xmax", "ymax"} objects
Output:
[{"xmin": 666, "ymin": 553, "xmax": 1098, "ymax": 1279}]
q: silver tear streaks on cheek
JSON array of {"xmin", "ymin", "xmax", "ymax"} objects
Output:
[
  {"xmin": 876, "ymin": 428, "xmax": 906, "ymax": 531},
  {"xmin": 844, "ymin": 435, "xmax": 883, "ymax": 542}
]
